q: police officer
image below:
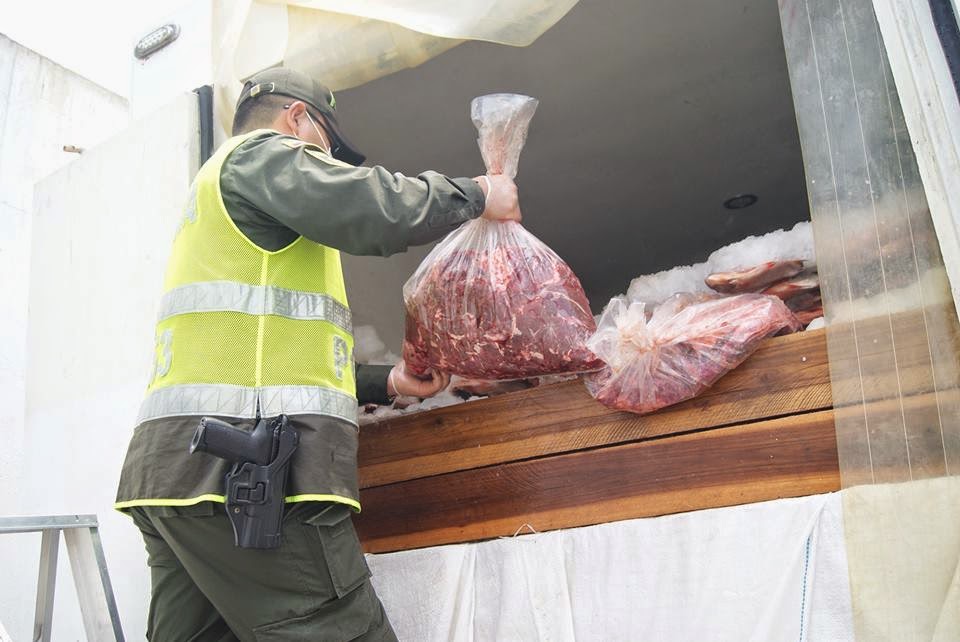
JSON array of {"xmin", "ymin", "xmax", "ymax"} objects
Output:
[{"xmin": 115, "ymin": 67, "xmax": 521, "ymax": 640}]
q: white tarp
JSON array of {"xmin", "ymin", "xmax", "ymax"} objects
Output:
[
  {"xmin": 843, "ymin": 476, "xmax": 960, "ymax": 641},
  {"xmin": 213, "ymin": 0, "xmax": 578, "ymax": 134},
  {"xmin": 368, "ymin": 493, "xmax": 854, "ymax": 641}
]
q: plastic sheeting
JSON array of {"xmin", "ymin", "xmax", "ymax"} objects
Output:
[
  {"xmin": 367, "ymin": 493, "xmax": 853, "ymax": 641},
  {"xmin": 779, "ymin": 0, "xmax": 960, "ymax": 638},
  {"xmin": 269, "ymin": 1, "xmax": 579, "ymax": 46},
  {"xmin": 212, "ymin": 0, "xmax": 578, "ymax": 136},
  {"xmin": 780, "ymin": 0, "xmax": 960, "ymax": 488}
]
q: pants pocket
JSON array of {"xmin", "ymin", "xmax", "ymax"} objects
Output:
[
  {"xmin": 252, "ymin": 581, "xmax": 376, "ymax": 641},
  {"xmin": 304, "ymin": 504, "xmax": 371, "ymax": 599}
]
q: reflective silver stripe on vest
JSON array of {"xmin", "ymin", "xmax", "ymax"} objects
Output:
[
  {"xmin": 137, "ymin": 384, "xmax": 358, "ymax": 426},
  {"xmin": 157, "ymin": 281, "xmax": 352, "ymax": 333}
]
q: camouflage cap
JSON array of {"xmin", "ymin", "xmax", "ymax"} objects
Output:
[{"xmin": 237, "ymin": 67, "xmax": 365, "ymax": 165}]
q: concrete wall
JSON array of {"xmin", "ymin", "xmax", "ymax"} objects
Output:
[
  {"xmin": 9, "ymin": 91, "xmax": 198, "ymax": 640},
  {"xmin": 0, "ymin": 33, "xmax": 129, "ymax": 638}
]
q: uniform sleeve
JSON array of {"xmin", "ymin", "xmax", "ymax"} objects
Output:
[
  {"xmin": 355, "ymin": 364, "xmax": 393, "ymax": 405},
  {"xmin": 220, "ymin": 132, "xmax": 485, "ymax": 257}
]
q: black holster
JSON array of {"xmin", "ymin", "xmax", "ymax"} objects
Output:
[{"xmin": 189, "ymin": 415, "xmax": 299, "ymax": 549}]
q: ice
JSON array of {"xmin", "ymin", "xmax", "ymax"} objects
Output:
[
  {"xmin": 707, "ymin": 220, "xmax": 816, "ymax": 272},
  {"xmin": 626, "ymin": 221, "xmax": 816, "ymax": 305},
  {"xmin": 627, "ymin": 263, "xmax": 713, "ymax": 305},
  {"xmin": 359, "ymin": 404, "xmax": 403, "ymax": 425},
  {"xmin": 358, "ymin": 390, "xmax": 482, "ymax": 425},
  {"xmin": 353, "ymin": 324, "xmax": 400, "ymax": 366}
]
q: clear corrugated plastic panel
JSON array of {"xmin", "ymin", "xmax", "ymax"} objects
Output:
[
  {"xmin": 780, "ymin": 0, "xmax": 960, "ymax": 487},
  {"xmin": 780, "ymin": 0, "xmax": 960, "ymax": 638}
]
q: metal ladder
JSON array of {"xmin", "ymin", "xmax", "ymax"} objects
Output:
[{"xmin": 0, "ymin": 515, "xmax": 124, "ymax": 642}]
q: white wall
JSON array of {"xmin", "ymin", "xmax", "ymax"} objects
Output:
[
  {"xmin": 1, "ymin": 88, "xmax": 197, "ymax": 640},
  {"xmin": 130, "ymin": 0, "xmax": 213, "ymax": 121},
  {"xmin": 0, "ymin": 33, "xmax": 129, "ymax": 637}
]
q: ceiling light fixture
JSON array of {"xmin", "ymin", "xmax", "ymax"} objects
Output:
[{"xmin": 723, "ymin": 194, "xmax": 758, "ymax": 210}]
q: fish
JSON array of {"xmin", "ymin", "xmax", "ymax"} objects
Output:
[
  {"xmin": 761, "ymin": 271, "xmax": 820, "ymax": 300},
  {"xmin": 785, "ymin": 292, "xmax": 822, "ymax": 312},
  {"xmin": 705, "ymin": 260, "xmax": 805, "ymax": 294},
  {"xmin": 795, "ymin": 307, "xmax": 824, "ymax": 326}
]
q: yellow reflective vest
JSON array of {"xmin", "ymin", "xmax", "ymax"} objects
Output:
[{"xmin": 138, "ymin": 130, "xmax": 357, "ymax": 426}]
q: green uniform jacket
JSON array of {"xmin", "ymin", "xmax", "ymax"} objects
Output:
[{"xmin": 115, "ymin": 130, "xmax": 484, "ymax": 511}]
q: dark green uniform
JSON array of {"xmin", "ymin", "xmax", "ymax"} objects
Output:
[{"xmin": 117, "ymin": 130, "xmax": 484, "ymax": 641}]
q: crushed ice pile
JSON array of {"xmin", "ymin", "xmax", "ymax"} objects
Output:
[
  {"xmin": 359, "ymin": 389, "xmax": 483, "ymax": 425},
  {"xmin": 627, "ymin": 221, "xmax": 816, "ymax": 305}
]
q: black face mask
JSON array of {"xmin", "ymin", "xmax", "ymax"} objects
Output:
[
  {"xmin": 332, "ymin": 145, "xmax": 366, "ymax": 166},
  {"xmin": 327, "ymin": 134, "xmax": 365, "ymax": 166},
  {"xmin": 316, "ymin": 112, "xmax": 367, "ymax": 166}
]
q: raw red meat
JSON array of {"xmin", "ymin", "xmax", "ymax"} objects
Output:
[
  {"xmin": 705, "ymin": 260, "xmax": 805, "ymax": 293},
  {"xmin": 402, "ymin": 93, "xmax": 601, "ymax": 379},
  {"xmin": 403, "ymin": 240, "xmax": 602, "ymax": 379},
  {"xmin": 584, "ymin": 293, "xmax": 801, "ymax": 414}
]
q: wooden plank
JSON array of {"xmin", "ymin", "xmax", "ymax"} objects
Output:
[
  {"xmin": 832, "ymin": 389, "xmax": 960, "ymax": 482},
  {"xmin": 359, "ymin": 328, "xmax": 832, "ymax": 488},
  {"xmin": 825, "ymin": 304, "xmax": 960, "ymax": 403},
  {"xmin": 356, "ymin": 409, "xmax": 841, "ymax": 553}
]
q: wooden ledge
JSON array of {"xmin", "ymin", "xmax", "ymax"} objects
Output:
[
  {"xmin": 356, "ymin": 409, "xmax": 841, "ymax": 553},
  {"xmin": 359, "ymin": 329, "xmax": 832, "ymax": 489},
  {"xmin": 355, "ymin": 308, "xmax": 957, "ymax": 553}
]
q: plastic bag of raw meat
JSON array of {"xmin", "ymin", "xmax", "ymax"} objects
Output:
[
  {"xmin": 584, "ymin": 293, "xmax": 801, "ymax": 414},
  {"xmin": 402, "ymin": 94, "xmax": 602, "ymax": 380}
]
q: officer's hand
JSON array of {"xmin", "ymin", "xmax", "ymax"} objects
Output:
[
  {"xmin": 388, "ymin": 361, "xmax": 451, "ymax": 398},
  {"xmin": 475, "ymin": 174, "xmax": 522, "ymax": 222}
]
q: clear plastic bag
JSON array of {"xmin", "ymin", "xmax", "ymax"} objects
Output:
[
  {"xmin": 402, "ymin": 94, "xmax": 602, "ymax": 380},
  {"xmin": 584, "ymin": 293, "xmax": 801, "ymax": 414}
]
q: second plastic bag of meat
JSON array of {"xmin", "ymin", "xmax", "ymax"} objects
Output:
[
  {"xmin": 402, "ymin": 94, "xmax": 602, "ymax": 380},
  {"xmin": 584, "ymin": 293, "xmax": 801, "ymax": 414}
]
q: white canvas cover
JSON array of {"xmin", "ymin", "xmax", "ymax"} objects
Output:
[
  {"xmin": 213, "ymin": 0, "xmax": 578, "ymax": 133},
  {"xmin": 368, "ymin": 493, "xmax": 855, "ymax": 641}
]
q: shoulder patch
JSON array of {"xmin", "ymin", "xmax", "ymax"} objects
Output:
[
  {"xmin": 280, "ymin": 137, "xmax": 352, "ymax": 168},
  {"xmin": 304, "ymin": 148, "xmax": 354, "ymax": 168}
]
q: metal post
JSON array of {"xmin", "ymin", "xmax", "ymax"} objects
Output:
[
  {"xmin": 32, "ymin": 529, "xmax": 60, "ymax": 642},
  {"xmin": 63, "ymin": 526, "xmax": 126, "ymax": 642}
]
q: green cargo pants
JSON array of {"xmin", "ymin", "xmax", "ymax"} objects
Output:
[{"xmin": 129, "ymin": 501, "xmax": 398, "ymax": 641}]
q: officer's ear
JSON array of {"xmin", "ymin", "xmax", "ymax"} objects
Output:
[{"xmin": 282, "ymin": 101, "xmax": 308, "ymax": 136}]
